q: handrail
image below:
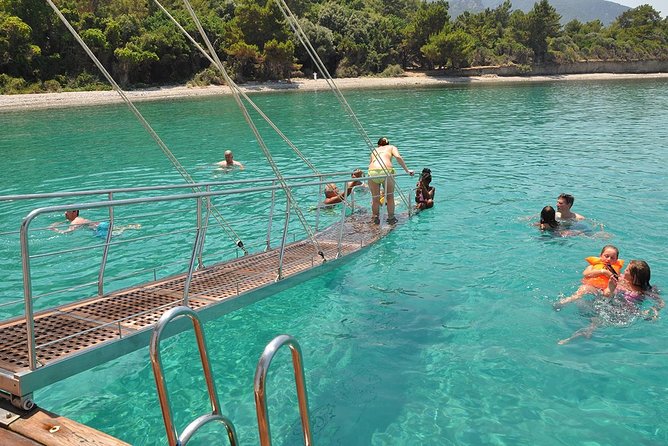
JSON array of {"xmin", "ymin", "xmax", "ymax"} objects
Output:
[
  {"xmin": 150, "ymin": 306, "xmax": 238, "ymax": 446},
  {"xmin": 97, "ymin": 191, "xmax": 115, "ymax": 295},
  {"xmin": 254, "ymin": 335, "xmax": 312, "ymax": 446},
  {"xmin": 0, "ymin": 170, "xmax": 359, "ymax": 201}
]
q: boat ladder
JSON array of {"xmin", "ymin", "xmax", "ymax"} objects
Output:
[{"xmin": 150, "ymin": 306, "xmax": 313, "ymax": 446}]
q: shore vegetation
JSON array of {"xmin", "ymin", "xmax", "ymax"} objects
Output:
[{"xmin": 1, "ymin": 0, "xmax": 667, "ymax": 94}]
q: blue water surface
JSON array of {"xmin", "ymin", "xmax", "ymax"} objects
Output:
[{"xmin": 1, "ymin": 78, "xmax": 667, "ymax": 445}]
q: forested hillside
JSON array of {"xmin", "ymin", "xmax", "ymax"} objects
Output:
[{"xmin": 1, "ymin": 0, "xmax": 666, "ymax": 94}]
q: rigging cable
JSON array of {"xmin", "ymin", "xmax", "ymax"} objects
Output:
[
  {"xmin": 180, "ymin": 0, "xmax": 326, "ymax": 261},
  {"xmin": 273, "ymin": 0, "xmax": 413, "ymax": 215},
  {"xmin": 152, "ymin": 0, "xmax": 319, "ymax": 176},
  {"xmin": 43, "ymin": 0, "xmax": 248, "ymax": 255}
]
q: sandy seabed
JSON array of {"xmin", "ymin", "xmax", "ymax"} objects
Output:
[{"xmin": 1, "ymin": 72, "xmax": 667, "ymax": 112}]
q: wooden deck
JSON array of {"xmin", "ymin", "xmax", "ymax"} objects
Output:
[{"xmin": 0, "ymin": 212, "xmax": 398, "ymax": 401}]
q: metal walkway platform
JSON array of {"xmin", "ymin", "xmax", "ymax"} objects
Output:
[{"xmin": 0, "ymin": 210, "xmax": 398, "ymax": 401}]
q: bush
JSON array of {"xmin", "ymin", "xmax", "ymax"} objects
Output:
[
  {"xmin": 378, "ymin": 64, "xmax": 404, "ymax": 77},
  {"xmin": 188, "ymin": 67, "xmax": 226, "ymax": 87},
  {"xmin": 43, "ymin": 79, "xmax": 61, "ymax": 92}
]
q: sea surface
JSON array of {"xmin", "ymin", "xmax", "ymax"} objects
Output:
[{"xmin": 1, "ymin": 78, "xmax": 668, "ymax": 445}]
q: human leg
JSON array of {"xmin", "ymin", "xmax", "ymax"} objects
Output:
[
  {"xmin": 385, "ymin": 175, "xmax": 396, "ymax": 221},
  {"xmin": 558, "ymin": 284, "xmax": 597, "ymax": 305},
  {"xmin": 368, "ymin": 180, "xmax": 381, "ymax": 223},
  {"xmin": 558, "ymin": 319, "xmax": 599, "ymax": 345}
]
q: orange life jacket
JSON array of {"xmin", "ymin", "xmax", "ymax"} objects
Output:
[{"xmin": 582, "ymin": 256, "xmax": 624, "ymax": 289}]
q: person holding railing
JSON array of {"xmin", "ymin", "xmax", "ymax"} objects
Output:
[
  {"xmin": 322, "ymin": 169, "xmax": 364, "ymax": 206},
  {"xmin": 368, "ymin": 137, "xmax": 414, "ymax": 224},
  {"xmin": 415, "ymin": 168, "xmax": 435, "ymax": 211}
]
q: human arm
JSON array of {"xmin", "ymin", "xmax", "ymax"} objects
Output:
[
  {"xmin": 392, "ymin": 146, "xmax": 414, "ymax": 176},
  {"xmin": 642, "ymin": 292, "xmax": 665, "ymax": 320},
  {"xmin": 603, "ymin": 274, "xmax": 619, "ymax": 297},
  {"xmin": 582, "ymin": 265, "xmax": 612, "ymax": 280},
  {"xmin": 235, "ymin": 161, "xmax": 245, "ymax": 170}
]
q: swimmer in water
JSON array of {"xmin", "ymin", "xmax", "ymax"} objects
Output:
[
  {"xmin": 215, "ymin": 150, "xmax": 244, "ymax": 170},
  {"xmin": 50, "ymin": 210, "xmax": 141, "ymax": 236},
  {"xmin": 558, "ymin": 260, "xmax": 663, "ymax": 344},
  {"xmin": 557, "ymin": 245, "xmax": 623, "ymax": 306}
]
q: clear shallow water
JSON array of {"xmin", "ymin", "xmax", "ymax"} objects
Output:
[{"xmin": 1, "ymin": 79, "xmax": 668, "ymax": 445}]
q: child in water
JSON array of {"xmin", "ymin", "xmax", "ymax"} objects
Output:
[
  {"xmin": 558, "ymin": 260, "xmax": 663, "ymax": 344},
  {"xmin": 558, "ymin": 245, "xmax": 624, "ymax": 305},
  {"xmin": 415, "ymin": 168, "xmax": 435, "ymax": 210}
]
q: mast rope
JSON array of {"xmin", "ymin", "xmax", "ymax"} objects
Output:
[
  {"xmin": 153, "ymin": 0, "xmax": 319, "ymax": 176},
  {"xmin": 43, "ymin": 0, "xmax": 248, "ymax": 254},
  {"xmin": 180, "ymin": 0, "xmax": 326, "ymax": 261},
  {"xmin": 273, "ymin": 0, "xmax": 412, "ymax": 214}
]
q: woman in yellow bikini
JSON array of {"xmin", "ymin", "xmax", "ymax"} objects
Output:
[{"xmin": 368, "ymin": 137, "xmax": 414, "ymax": 224}]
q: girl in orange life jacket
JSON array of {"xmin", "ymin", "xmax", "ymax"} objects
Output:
[{"xmin": 558, "ymin": 245, "xmax": 624, "ymax": 306}]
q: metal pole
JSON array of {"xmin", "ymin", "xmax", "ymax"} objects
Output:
[
  {"xmin": 98, "ymin": 192, "xmax": 114, "ymax": 295},
  {"xmin": 277, "ymin": 195, "xmax": 291, "ymax": 281},
  {"xmin": 266, "ymin": 180, "xmax": 276, "ymax": 251},
  {"xmin": 19, "ymin": 217, "xmax": 37, "ymax": 370}
]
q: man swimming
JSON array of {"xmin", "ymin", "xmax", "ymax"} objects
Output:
[
  {"xmin": 368, "ymin": 137, "xmax": 414, "ymax": 224},
  {"xmin": 556, "ymin": 193, "xmax": 585, "ymax": 220},
  {"xmin": 216, "ymin": 150, "xmax": 244, "ymax": 170}
]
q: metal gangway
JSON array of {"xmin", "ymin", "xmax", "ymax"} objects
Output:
[
  {"xmin": 0, "ymin": 172, "xmax": 407, "ymax": 410},
  {"xmin": 150, "ymin": 306, "xmax": 312, "ymax": 445}
]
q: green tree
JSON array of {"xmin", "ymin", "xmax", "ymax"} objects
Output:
[
  {"xmin": 0, "ymin": 13, "xmax": 36, "ymax": 76},
  {"xmin": 262, "ymin": 39, "xmax": 296, "ymax": 79},
  {"xmin": 526, "ymin": 0, "xmax": 561, "ymax": 63},
  {"xmin": 403, "ymin": 0, "xmax": 449, "ymax": 68}
]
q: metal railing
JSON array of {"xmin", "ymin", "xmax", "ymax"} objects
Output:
[
  {"xmin": 11, "ymin": 172, "xmax": 411, "ymax": 371},
  {"xmin": 254, "ymin": 335, "xmax": 312, "ymax": 446},
  {"xmin": 150, "ymin": 306, "xmax": 238, "ymax": 446}
]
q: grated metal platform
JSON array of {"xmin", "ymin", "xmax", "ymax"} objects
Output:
[{"xmin": 0, "ymin": 213, "xmax": 398, "ymax": 399}]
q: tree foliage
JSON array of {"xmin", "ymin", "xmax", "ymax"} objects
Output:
[{"xmin": 0, "ymin": 0, "xmax": 666, "ymax": 93}]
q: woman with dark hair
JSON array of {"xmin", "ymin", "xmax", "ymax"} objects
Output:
[{"xmin": 539, "ymin": 205, "xmax": 559, "ymax": 230}]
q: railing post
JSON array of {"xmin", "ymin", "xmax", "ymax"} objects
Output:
[
  {"xmin": 197, "ymin": 186, "xmax": 211, "ymax": 269},
  {"xmin": 336, "ymin": 181, "xmax": 347, "ymax": 258},
  {"xmin": 266, "ymin": 180, "xmax": 276, "ymax": 251},
  {"xmin": 314, "ymin": 175, "xmax": 323, "ymax": 232},
  {"xmin": 276, "ymin": 194, "xmax": 291, "ymax": 281},
  {"xmin": 19, "ymin": 216, "xmax": 37, "ymax": 370},
  {"xmin": 183, "ymin": 197, "xmax": 204, "ymax": 305},
  {"xmin": 98, "ymin": 192, "xmax": 114, "ymax": 296}
]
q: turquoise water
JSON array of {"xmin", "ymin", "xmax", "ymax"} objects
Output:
[{"xmin": 1, "ymin": 79, "xmax": 667, "ymax": 445}]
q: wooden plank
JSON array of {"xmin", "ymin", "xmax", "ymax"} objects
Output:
[
  {"xmin": 8, "ymin": 407, "xmax": 129, "ymax": 446},
  {"xmin": 0, "ymin": 427, "xmax": 42, "ymax": 446}
]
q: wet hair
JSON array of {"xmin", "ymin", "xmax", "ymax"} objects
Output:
[
  {"xmin": 600, "ymin": 244, "xmax": 619, "ymax": 258},
  {"xmin": 626, "ymin": 260, "xmax": 651, "ymax": 291},
  {"xmin": 420, "ymin": 168, "xmax": 432, "ymax": 185},
  {"xmin": 558, "ymin": 193, "xmax": 574, "ymax": 206},
  {"xmin": 351, "ymin": 168, "xmax": 363, "ymax": 178},
  {"xmin": 224, "ymin": 150, "xmax": 233, "ymax": 156},
  {"xmin": 377, "ymin": 137, "xmax": 389, "ymax": 146},
  {"xmin": 540, "ymin": 206, "xmax": 558, "ymax": 228}
]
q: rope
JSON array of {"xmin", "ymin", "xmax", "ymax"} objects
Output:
[
  {"xmin": 180, "ymin": 0, "xmax": 326, "ymax": 261},
  {"xmin": 273, "ymin": 0, "xmax": 413, "ymax": 215},
  {"xmin": 153, "ymin": 0, "xmax": 319, "ymax": 175},
  {"xmin": 44, "ymin": 0, "xmax": 248, "ymax": 254}
]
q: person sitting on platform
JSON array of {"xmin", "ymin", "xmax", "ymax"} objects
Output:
[
  {"xmin": 216, "ymin": 150, "xmax": 244, "ymax": 170},
  {"xmin": 415, "ymin": 168, "xmax": 435, "ymax": 210}
]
